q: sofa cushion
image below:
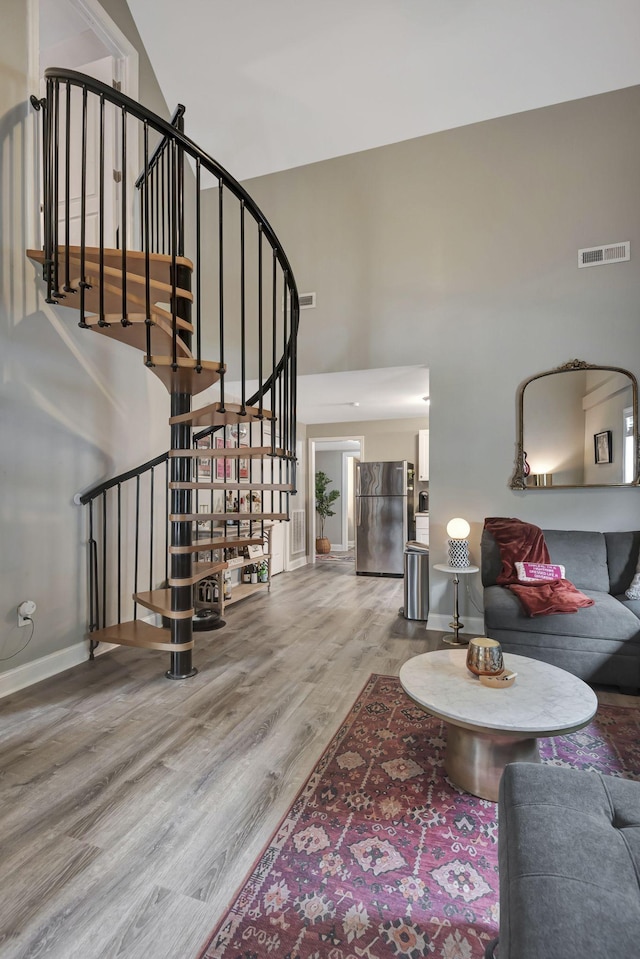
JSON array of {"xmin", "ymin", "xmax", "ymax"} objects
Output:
[
  {"xmin": 617, "ymin": 595, "xmax": 640, "ymax": 621},
  {"xmin": 498, "ymin": 763, "xmax": 640, "ymax": 959},
  {"xmin": 605, "ymin": 530, "xmax": 640, "ymax": 594},
  {"xmin": 484, "ymin": 585, "xmax": 640, "ymax": 640},
  {"xmin": 481, "ymin": 527, "xmax": 610, "ymax": 592},
  {"xmin": 543, "ymin": 529, "xmax": 609, "ymax": 592}
]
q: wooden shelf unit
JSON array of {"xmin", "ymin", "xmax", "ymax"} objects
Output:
[{"xmin": 194, "ymin": 527, "xmax": 273, "ymax": 615}]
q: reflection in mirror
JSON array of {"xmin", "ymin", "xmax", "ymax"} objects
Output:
[{"xmin": 511, "ymin": 360, "xmax": 639, "ymax": 489}]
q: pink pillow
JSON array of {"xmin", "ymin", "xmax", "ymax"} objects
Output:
[{"xmin": 515, "ymin": 561, "xmax": 565, "ymax": 583}]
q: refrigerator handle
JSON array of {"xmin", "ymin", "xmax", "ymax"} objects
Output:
[
  {"xmin": 356, "ymin": 497, "xmax": 361, "ymax": 527},
  {"xmin": 355, "ymin": 466, "xmax": 361, "ymax": 497}
]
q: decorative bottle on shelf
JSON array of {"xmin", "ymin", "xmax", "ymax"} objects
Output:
[
  {"xmin": 243, "ymin": 567, "xmax": 252, "ymax": 584},
  {"xmin": 223, "ymin": 571, "xmax": 232, "ymax": 600},
  {"xmin": 250, "ymin": 565, "xmax": 258, "ymax": 584},
  {"xmin": 258, "ymin": 560, "xmax": 268, "ymax": 583}
]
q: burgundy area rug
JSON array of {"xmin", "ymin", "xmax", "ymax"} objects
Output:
[{"xmin": 198, "ymin": 675, "xmax": 640, "ymax": 959}]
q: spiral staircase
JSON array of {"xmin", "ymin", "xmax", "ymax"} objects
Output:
[{"xmin": 28, "ymin": 69, "xmax": 299, "ymax": 679}]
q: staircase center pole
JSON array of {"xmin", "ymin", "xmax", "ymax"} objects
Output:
[
  {"xmin": 167, "ymin": 390, "xmax": 196, "ymax": 679},
  {"xmin": 166, "ymin": 257, "xmax": 196, "ymax": 679}
]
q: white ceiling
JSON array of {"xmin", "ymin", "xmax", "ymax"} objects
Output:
[
  {"xmin": 226, "ymin": 366, "xmax": 429, "ymax": 425},
  {"xmin": 127, "ymin": 0, "xmax": 640, "ymax": 182}
]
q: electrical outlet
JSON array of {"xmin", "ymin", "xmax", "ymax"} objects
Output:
[{"xmin": 18, "ymin": 600, "xmax": 36, "ymax": 627}]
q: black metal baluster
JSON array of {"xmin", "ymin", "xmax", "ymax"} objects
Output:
[
  {"xmin": 43, "ymin": 82, "xmax": 54, "ymax": 303},
  {"xmin": 149, "ymin": 467, "xmax": 155, "ymax": 591},
  {"xmin": 143, "ymin": 121, "xmax": 152, "ymax": 363},
  {"xmin": 218, "ymin": 181, "xmax": 225, "ymax": 411},
  {"xmin": 195, "ymin": 158, "xmax": 202, "ymax": 371},
  {"xmin": 120, "ymin": 106, "xmax": 129, "ymax": 325},
  {"xmin": 240, "ymin": 200, "xmax": 246, "ymax": 413},
  {"xmin": 134, "ymin": 475, "xmax": 140, "ymax": 619},
  {"xmin": 117, "ymin": 483, "xmax": 122, "ymax": 624},
  {"xmin": 170, "ymin": 139, "xmax": 178, "ymax": 368},
  {"xmin": 283, "ymin": 272, "xmax": 289, "ymax": 463},
  {"xmin": 62, "ymin": 82, "xmax": 73, "ymax": 293},
  {"xmin": 79, "ymin": 87, "xmax": 89, "ymax": 328},
  {"xmin": 160, "ymin": 151, "xmax": 166, "ymax": 255},
  {"xmin": 98, "ymin": 94, "xmax": 106, "ymax": 326},
  {"xmin": 52, "ymin": 80, "xmax": 61, "ymax": 298},
  {"xmin": 165, "ymin": 459, "xmax": 169, "ymax": 584},
  {"xmin": 271, "ymin": 252, "xmax": 277, "ymax": 455},
  {"xmin": 176, "ymin": 109, "xmax": 185, "ymax": 257},
  {"xmin": 102, "ymin": 491, "xmax": 107, "ymax": 629},
  {"xmin": 257, "ymin": 224, "xmax": 263, "ymax": 417}
]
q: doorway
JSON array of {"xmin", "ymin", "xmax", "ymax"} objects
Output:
[{"xmin": 308, "ymin": 436, "xmax": 363, "ymax": 561}]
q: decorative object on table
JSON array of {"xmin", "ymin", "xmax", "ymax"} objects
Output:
[
  {"xmin": 433, "ymin": 562, "xmax": 480, "ymax": 645},
  {"xmin": 522, "ymin": 450, "xmax": 531, "ymax": 478},
  {"xmin": 315, "ymin": 469, "xmax": 340, "ymax": 554},
  {"xmin": 531, "ymin": 472, "xmax": 553, "ymax": 486},
  {"xmin": 466, "ymin": 637, "xmax": 504, "ymax": 676},
  {"xmin": 197, "ymin": 674, "xmax": 640, "ymax": 959},
  {"xmin": 479, "ymin": 670, "xmax": 517, "ymax": 688},
  {"xmin": 446, "ymin": 516, "xmax": 471, "ymax": 567},
  {"xmin": 594, "ymin": 429, "xmax": 613, "ymax": 464}
]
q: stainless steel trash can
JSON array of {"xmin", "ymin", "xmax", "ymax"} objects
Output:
[{"xmin": 403, "ymin": 542, "xmax": 429, "ymax": 620}]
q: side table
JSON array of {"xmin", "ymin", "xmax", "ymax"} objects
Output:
[{"xmin": 433, "ymin": 563, "xmax": 479, "ymax": 645}]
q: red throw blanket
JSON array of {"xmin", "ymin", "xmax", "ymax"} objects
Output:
[{"xmin": 484, "ymin": 517, "xmax": 595, "ymax": 617}]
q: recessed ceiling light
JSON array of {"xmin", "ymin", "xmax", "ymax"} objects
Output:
[{"xmin": 351, "ymin": 401, "xmax": 360, "ymax": 407}]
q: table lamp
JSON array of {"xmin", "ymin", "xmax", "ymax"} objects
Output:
[{"xmin": 447, "ymin": 517, "xmax": 471, "ymax": 567}]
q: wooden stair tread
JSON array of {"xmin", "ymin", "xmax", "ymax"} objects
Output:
[
  {"xmin": 89, "ymin": 318, "xmax": 193, "ymax": 358},
  {"xmin": 146, "ymin": 356, "xmax": 223, "ymax": 395},
  {"xmin": 169, "ymin": 536, "xmax": 265, "ymax": 553},
  {"xmin": 168, "ymin": 560, "xmax": 228, "ymax": 587},
  {"xmin": 134, "ymin": 589, "xmax": 193, "ymax": 619},
  {"xmin": 171, "ymin": 512, "xmax": 287, "ymax": 522},
  {"xmin": 71, "ymin": 261, "xmax": 192, "ymax": 303},
  {"xmin": 170, "ymin": 402, "xmax": 273, "ymax": 428},
  {"xmin": 27, "ymin": 246, "xmax": 193, "ymax": 282},
  {"xmin": 170, "ymin": 482, "xmax": 292, "ymax": 491},
  {"xmin": 33, "ymin": 271, "xmax": 191, "ymax": 319},
  {"xmin": 88, "ymin": 620, "xmax": 193, "ymax": 652},
  {"xmin": 170, "ymin": 446, "xmax": 286, "ymax": 459}
]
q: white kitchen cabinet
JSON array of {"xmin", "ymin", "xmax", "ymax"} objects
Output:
[
  {"xmin": 415, "ymin": 514, "xmax": 430, "ymax": 546},
  {"xmin": 418, "ymin": 429, "xmax": 429, "ymax": 481}
]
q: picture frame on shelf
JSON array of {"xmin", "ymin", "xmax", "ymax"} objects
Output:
[
  {"xmin": 594, "ymin": 430, "xmax": 613, "ymax": 465},
  {"xmin": 247, "ymin": 543, "xmax": 264, "ymax": 559},
  {"xmin": 196, "ymin": 438, "xmax": 211, "ymax": 481}
]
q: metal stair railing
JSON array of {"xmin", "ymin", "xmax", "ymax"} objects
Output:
[{"xmin": 31, "ymin": 68, "xmax": 299, "ymax": 674}]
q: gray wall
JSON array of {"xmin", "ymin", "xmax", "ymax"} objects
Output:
[
  {"xmin": 245, "ymin": 86, "xmax": 640, "ymax": 619},
  {"xmin": 0, "ymin": 0, "xmax": 174, "ymax": 678},
  {"xmin": 310, "ymin": 417, "xmax": 427, "ymax": 466}
]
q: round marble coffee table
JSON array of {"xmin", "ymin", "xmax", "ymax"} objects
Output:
[{"xmin": 399, "ymin": 648, "xmax": 598, "ymax": 801}]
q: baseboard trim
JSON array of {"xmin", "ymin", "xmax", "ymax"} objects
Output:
[
  {"xmin": 426, "ymin": 613, "xmax": 485, "ymax": 635},
  {"xmin": 286, "ymin": 555, "xmax": 308, "ymax": 571},
  {"xmin": 0, "ymin": 638, "xmax": 114, "ymax": 700}
]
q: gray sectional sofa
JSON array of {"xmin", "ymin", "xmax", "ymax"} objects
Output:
[
  {"xmin": 486, "ymin": 762, "xmax": 640, "ymax": 959},
  {"xmin": 481, "ymin": 528, "xmax": 640, "ymax": 689}
]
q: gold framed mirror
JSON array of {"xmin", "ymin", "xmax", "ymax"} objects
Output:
[{"xmin": 511, "ymin": 359, "xmax": 639, "ymax": 490}]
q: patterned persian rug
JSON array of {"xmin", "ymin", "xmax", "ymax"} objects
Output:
[{"xmin": 198, "ymin": 675, "xmax": 640, "ymax": 959}]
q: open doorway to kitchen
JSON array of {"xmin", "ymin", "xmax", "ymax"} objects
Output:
[{"xmin": 308, "ymin": 437, "xmax": 363, "ymax": 565}]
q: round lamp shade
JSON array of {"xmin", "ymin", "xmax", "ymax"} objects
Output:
[{"xmin": 446, "ymin": 517, "xmax": 470, "ymax": 539}]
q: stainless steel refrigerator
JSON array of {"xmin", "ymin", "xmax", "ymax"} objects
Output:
[{"xmin": 355, "ymin": 461, "xmax": 415, "ymax": 576}]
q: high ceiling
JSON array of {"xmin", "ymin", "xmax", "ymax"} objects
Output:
[{"xmin": 127, "ymin": 0, "xmax": 640, "ymax": 182}]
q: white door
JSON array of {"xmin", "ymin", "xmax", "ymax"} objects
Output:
[{"xmin": 49, "ymin": 55, "xmax": 119, "ymax": 250}]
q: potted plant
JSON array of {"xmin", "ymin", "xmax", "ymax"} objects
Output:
[{"xmin": 315, "ymin": 470, "xmax": 340, "ymax": 555}]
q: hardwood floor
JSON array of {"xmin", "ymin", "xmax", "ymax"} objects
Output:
[{"xmin": 0, "ymin": 562, "xmax": 637, "ymax": 958}]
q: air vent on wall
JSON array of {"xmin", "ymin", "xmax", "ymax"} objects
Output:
[
  {"xmin": 299, "ymin": 292, "xmax": 316, "ymax": 309},
  {"xmin": 578, "ymin": 241, "xmax": 630, "ymax": 268}
]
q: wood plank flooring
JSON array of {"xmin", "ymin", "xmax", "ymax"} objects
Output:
[{"xmin": 0, "ymin": 562, "xmax": 637, "ymax": 959}]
